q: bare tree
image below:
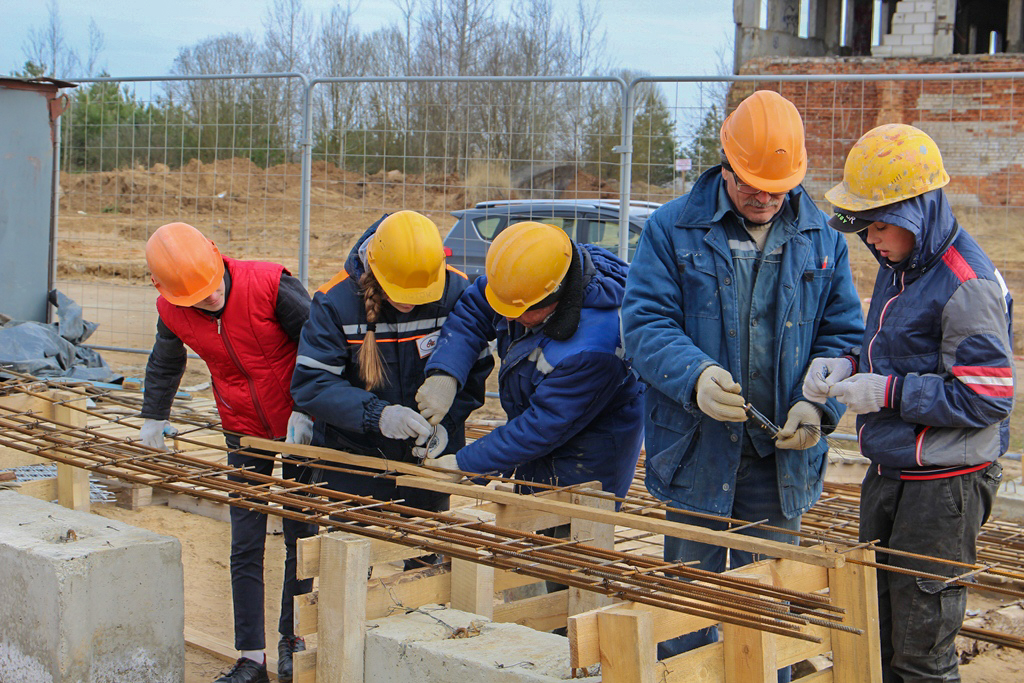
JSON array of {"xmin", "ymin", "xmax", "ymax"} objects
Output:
[
  {"xmin": 263, "ymin": 0, "xmax": 313, "ymax": 159},
  {"xmin": 22, "ymin": 0, "xmax": 80, "ymax": 77}
]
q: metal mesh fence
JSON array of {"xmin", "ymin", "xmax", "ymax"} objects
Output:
[{"xmin": 52, "ymin": 71, "xmax": 1024, "ymax": 354}]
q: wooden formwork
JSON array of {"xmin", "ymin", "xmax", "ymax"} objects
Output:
[{"xmin": 288, "ymin": 484, "xmax": 882, "ymax": 683}]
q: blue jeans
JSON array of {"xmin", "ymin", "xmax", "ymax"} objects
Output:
[
  {"xmin": 659, "ymin": 454, "xmax": 799, "ymax": 683},
  {"xmin": 226, "ymin": 435, "xmax": 316, "ymax": 651},
  {"xmin": 860, "ymin": 463, "xmax": 1001, "ymax": 683}
]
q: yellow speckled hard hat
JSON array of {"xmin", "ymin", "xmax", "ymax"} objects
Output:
[
  {"xmin": 825, "ymin": 123, "xmax": 950, "ymax": 212},
  {"xmin": 367, "ymin": 210, "xmax": 446, "ymax": 305},
  {"xmin": 484, "ymin": 222, "xmax": 572, "ymax": 318}
]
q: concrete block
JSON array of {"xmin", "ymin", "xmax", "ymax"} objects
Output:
[
  {"xmin": 914, "ymin": 21, "xmax": 936, "ymax": 33},
  {"xmin": 892, "ymin": 22, "xmax": 914, "ymax": 34},
  {"xmin": 364, "ymin": 606, "xmax": 599, "ymax": 682},
  {"xmin": 910, "ymin": 45, "xmax": 935, "ymax": 56},
  {"xmin": 0, "ymin": 492, "xmax": 184, "ymax": 682},
  {"xmin": 902, "ymin": 34, "xmax": 926, "ymax": 45},
  {"xmin": 883, "ymin": 34, "xmax": 904, "ymax": 46},
  {"xmin": 888, "ymin": 45, "xmax": 917, "ymax": 55}
]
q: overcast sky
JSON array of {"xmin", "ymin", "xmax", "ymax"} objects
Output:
[{"xmin": 1, "ymin": 0, "xmax": 735, "ymax": 81}]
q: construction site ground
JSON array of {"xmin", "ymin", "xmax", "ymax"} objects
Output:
[{"xmin": 13, "ymin": 161, "xmax": 1024, "ymax": 680}]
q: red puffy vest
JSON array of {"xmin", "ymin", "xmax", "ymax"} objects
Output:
[{"xmin": 157, "ymin": 257, "xmax": 298, "ymax": 438}]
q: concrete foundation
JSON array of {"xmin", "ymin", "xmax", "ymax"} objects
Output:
[
  {"xmin": 0, "ymin": 491, "xmax": 184, "ymax": 683},
  {"xmin": 364, "ymin": 605, "xmax": 600, "ymax": 682}
]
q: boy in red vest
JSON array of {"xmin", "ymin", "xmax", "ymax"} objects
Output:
[{"xmin": 140, "ymin": 222, "xmax": 314, "ymax": 683}]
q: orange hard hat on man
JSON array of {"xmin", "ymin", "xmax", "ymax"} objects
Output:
[
  {"xmin": 485, "ymin": 222, "xmax": 572, "ymax": 318},
  {"xmin": 146, "ymin": 222, "xmax": 225, "ymax": 307},
  {"xmin": 720, "ymin": 90, "xmax": 808, "ymax": 194},
  {"xmin": 367, "ymin": 210, "xmax": 446, "ymax": 305}
]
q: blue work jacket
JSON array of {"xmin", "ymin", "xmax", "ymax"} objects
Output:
[
  {"xmin": 425, "ymin": 244, "xmax": 645, "ymax": 500},
  {"xmin": 622, "ymin": 167, "xmax": 864, "ymax": 518}
]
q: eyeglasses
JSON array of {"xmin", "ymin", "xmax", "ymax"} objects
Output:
[{"xmin": 722, "ymin": 164, "xmax": 786, "ymax": 198}]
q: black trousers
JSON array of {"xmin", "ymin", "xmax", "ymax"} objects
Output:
[
  {"xmin": 860, "ymin": 463, "xmax": 1001, "ymax": 682},
  {"xmin": 226, "ymin": 434, "xmax": 316, "ymax": 651}
]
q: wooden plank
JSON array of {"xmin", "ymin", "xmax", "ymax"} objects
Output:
[
  {"xmin": 661, "ymin": 642, "xmax": 725, "ymax": 683},
  {"xmin": 293, "ymin": 648, "xmax": 316, "ymax": 683},
  {"xmin": 798, "ymin": 668, "xmax": 835, "ymax": 683},
  {"xmin": 184, "ymin": 626, "xmax": 279, "ymax": 676},
  {"xmin": 450, "ymin": 508, "xmax": 495, "ymax": 618},
  {"xmin": 829, "ymin": 547, "xmax": 882, "ymax": 683},
  {"xmin": 54, "ymin": 393, "xmax": 89, "ymax": 512},
  {"xmin": 722, "ymin": 621, "xmax": 774, "ymax": 683},
  {"xmin": 493, "ymin": 591, "xmax": 567, "ymax": 632},
  {"xmin": 297, "ymin": 534, "xmax": 431, "ymax": 580},
  {"xmin": 366, "ymin": 564, "xmax": 451, "ymax": 620},
  {"xmin": 568, "ymin": 558, "xmax": 830, "ymax": 668},
  {"xmin": 396, "ymin": 476, "xmax": 843, "ymax": 568},
  {"xmin": 295, "ymin": 591, "xmax": 318, "ymax": 637},
  {"xmin": 16, "ymin": 477, "xmax": 57, "ymax": 501},
  {"xmin": 569, "ymin": 487, "xmax": 615, "ymax": 617},
  {"xmin": 317, "ymin": 533, "xmax": 370, "ymax": 683},
  {"xmin": 597, "ymin": 608, "xmax": 656, "ymax": 683},
  {"xmin": 241, "ymin": 436, "xmax": 452, "ymax": 480}
]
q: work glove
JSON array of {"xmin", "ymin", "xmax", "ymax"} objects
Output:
[
  {"xmin": 378, "ymin": 404, "xmax": 433, "ymax": 443},
  {"xmin": 432, "ymin": 453, "xmax": 460, "ymax": 471},
  {"xmin": 412, "ymin": 424, "xmax": 448, "ymax": 460},
  {"xmin": 286, "ymin": 411, "xmax": 314, "ymax": 445},
  {"xmin": 416, "ymin": 373, "xmax": 459, "ymax": 426},
  {"xmin": 695, "ymin": 365, "xmax": 747, "ymax": 422},
  {"xmin": 829, "ymin": 373, "xmax": 892, "ymax": 415},
  {"xmin": 775, "ymin": 401, "xmax": 823, "ymax": 451},
  {"xmin": 802, "ymin": 357, "xmax": 855, "ymax": 404},
  {"xmin": 140, "ymin": 418, "xmax": 177, "ymax": 450}
]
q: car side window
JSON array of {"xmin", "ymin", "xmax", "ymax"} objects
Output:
[
  {"xmin": 537, "ymin": 217, "xmax": 578, "ymax": 241},
  {"xmin": 472, "ymin": 216, "xmax": 506, "ymax": 240},
  {"xmin": 588, "ymin": 220, "xmax": 640, "ymax": 260}
]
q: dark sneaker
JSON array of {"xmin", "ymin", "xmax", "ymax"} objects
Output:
[
  {"xmin": 277, "ymin": 635, "xmax": 306, "ymax": 683},
  {"xmin": 214, "ymin": 657, "xmax": 268, "ymax": 683}
]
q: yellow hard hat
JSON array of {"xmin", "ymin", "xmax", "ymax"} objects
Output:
[
  {"xmin": 825, "ymin": 123, "xmax": 950, "ymax": 212},
  {"xmin": 367, "ymin": 210, "xmax": 446, "ymax": 305},
  {"xmin": 484, "ymin": 222, "xmax": 572, "ymax": 318},
  {"xmin": 146, "ymin": 222, "xmax": 224, "ymax": 307},
  {"xmin": 720, "ymin": 90, "xmax": 808, "ymax": 194}
]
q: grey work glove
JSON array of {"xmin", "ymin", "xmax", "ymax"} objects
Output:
[
  {"xmin": 802, "ymin": 357, "xmax": 854, "ymax": 404},
  {"xmin": 416, "ymin": 373, "xmax": 459, "ymax": 426},
  {"xmin": 775, "ymin": 401, "xmax": 823, "ymax": 451},
  {"xmin": 286, "ymin": 411, "xmax": 314, "ymax": 445},
  {"xmin": 378, "ymin": 404, "xmax": 433, "ymax": 443},
  {"xmin": 140, "ymin": 418, "xmax": 177, "ymax": 450},
  {"xmin": 695, "ymin": 365, "xmax": 747, "ymax": 422},
  {"xmin": 412, "ymin": 424, "xmax": 449, "ymax": 460},
  {"xmin": 829, "ymin": 373, "xmax": 892, "ymax": 415}
]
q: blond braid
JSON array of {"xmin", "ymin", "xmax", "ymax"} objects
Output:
[{"xmin": 357, "ymin": 271, "xmax": 388, "ymax": 390}]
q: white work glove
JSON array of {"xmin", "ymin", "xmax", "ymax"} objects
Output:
[
  {"xmin": 140, "ymin": 419, "xmax": 177, "ymax": 450},
  {"xmin": 829, "ymin": 373, "xmax": 892, "ymax": 415},
  {"xmin": 286, "ymin": 411, "xmax": 314, "ymax": 445},
  {"xmin": 775, "ymin": 401, "xmax": 823, "ymax": 451},
  {"xmin": 378, "ymin": 404, "xmax": 433, "ymax": 443},
  {"xmin": 412, "ymin": 424, "xmax": 449, "ymax": 460},
  {"xmin": 802, "ymin": 357, "xmax": 855, "ymax": 404},
  {"xmin": 432, "ymin": 453, "xmax": 460, "ymax": 471},
  {"xmin": 416, "ymin": 373, "xmax": 459, "ymax": 426},
  {"xmin": 695, "ymin": 365, "xmax": 747, "ymax": 422}
]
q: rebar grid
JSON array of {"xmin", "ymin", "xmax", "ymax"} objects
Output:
[{"xmin": 0, "ymin": 389, "xmax": 850, "ymax": 643}]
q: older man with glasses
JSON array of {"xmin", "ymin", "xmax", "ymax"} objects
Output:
[{"xmin": 621, "ymin": 90, "xmax": 864, "ymax": 678}]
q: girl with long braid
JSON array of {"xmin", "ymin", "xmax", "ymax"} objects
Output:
[{"xmin": 290, "ymin": 211, "xmax": 493, "ymax": 559}]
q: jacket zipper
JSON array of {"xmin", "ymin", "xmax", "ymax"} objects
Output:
[
  {"xmin": 866, "ymin": 270, "xmax": 904, "ymax": 373},
  {"xmin": 217, "ymin": 315, "xmax": 274, "ymax": 438}
]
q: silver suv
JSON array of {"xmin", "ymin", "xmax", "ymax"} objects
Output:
[{"xmin": 443, "ymin": 199, "xmax": 660, "ymax": 281}]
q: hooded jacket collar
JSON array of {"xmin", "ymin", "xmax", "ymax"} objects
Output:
[{"xmin": 854, "ymin": 189, "xmax": 959, "ymax": 279}]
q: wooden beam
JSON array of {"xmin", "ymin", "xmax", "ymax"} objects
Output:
[
  {"xmin": 53, "ymin": 392, "xmax": 89, "ymax": 512},
  {"xmin": 829, "ymin": 547, "xmax": 881, "ymax": 683},
  {"xmin": 184, "ymin": 627, "xmax": 280, "ymax": 677},
  {"xmin": 297, "ymin": 533, "xmax": 435, "ymax": 580},
  {"xmin": 16, "ymin": 477, "xmax": 57, "ymax": 501},
  {"xmin": 241, "ymin": 436, "xmax": 452, "ymax": 480},
  {"xmin": 723, "ymin": 619, "xmax": 775, "ymax": 682},
  {"xmin": 316, "ymin": 533, "xmax": 370, "ymax": 683},
  {"xmin": 597, "ymin": 608, "xmax": 656, "ymax": 683},
  {"xmin": 450, "ymin": 509, "xmax": 495, "ymax": 618},
  {"xmin": 293, "ymin": 649, "xmax": 316, "ymax": 683},
  {"xmin": 569, "ymin": 487, "xmax": 615, "ymax": 617},
  {"xmin": 396, "ymin": 476, "xmax": 844, "ymax": 568},
  {"xmin": 492, "ymin": 591, "xmax": 567, "ymax": 633}
]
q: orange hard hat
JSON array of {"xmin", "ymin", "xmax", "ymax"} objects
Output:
[
  {"xmin": 484, "ymin": 222, "xmax": 572, "ymax": 318},
  {"xmin": 367, "ymin": 210, "xmax": 446, "ymax": 305},
  {"xmin": 720, "ymin": 90, "xmax": 807, "ymax": 194},
  {"xmin": 146, "ymin": 222, "xmax": 224, "ymax": 306}
]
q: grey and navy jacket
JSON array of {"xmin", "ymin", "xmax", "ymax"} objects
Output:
[
  {"xmin": 849, "ymin": 189, "xmax": 1014, "ymax": 479},
  {"xmin": 424, "ymin": 243, "xmax": 644, "ymax": 501},
  {"xmin": 290, "ymin": 218, "xmax": 493, "ymax": 463}
]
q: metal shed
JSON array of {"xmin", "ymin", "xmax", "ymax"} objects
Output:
[{"xmin": 0, "ymin": 77, "xmax": 76, "ymax": 323}]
